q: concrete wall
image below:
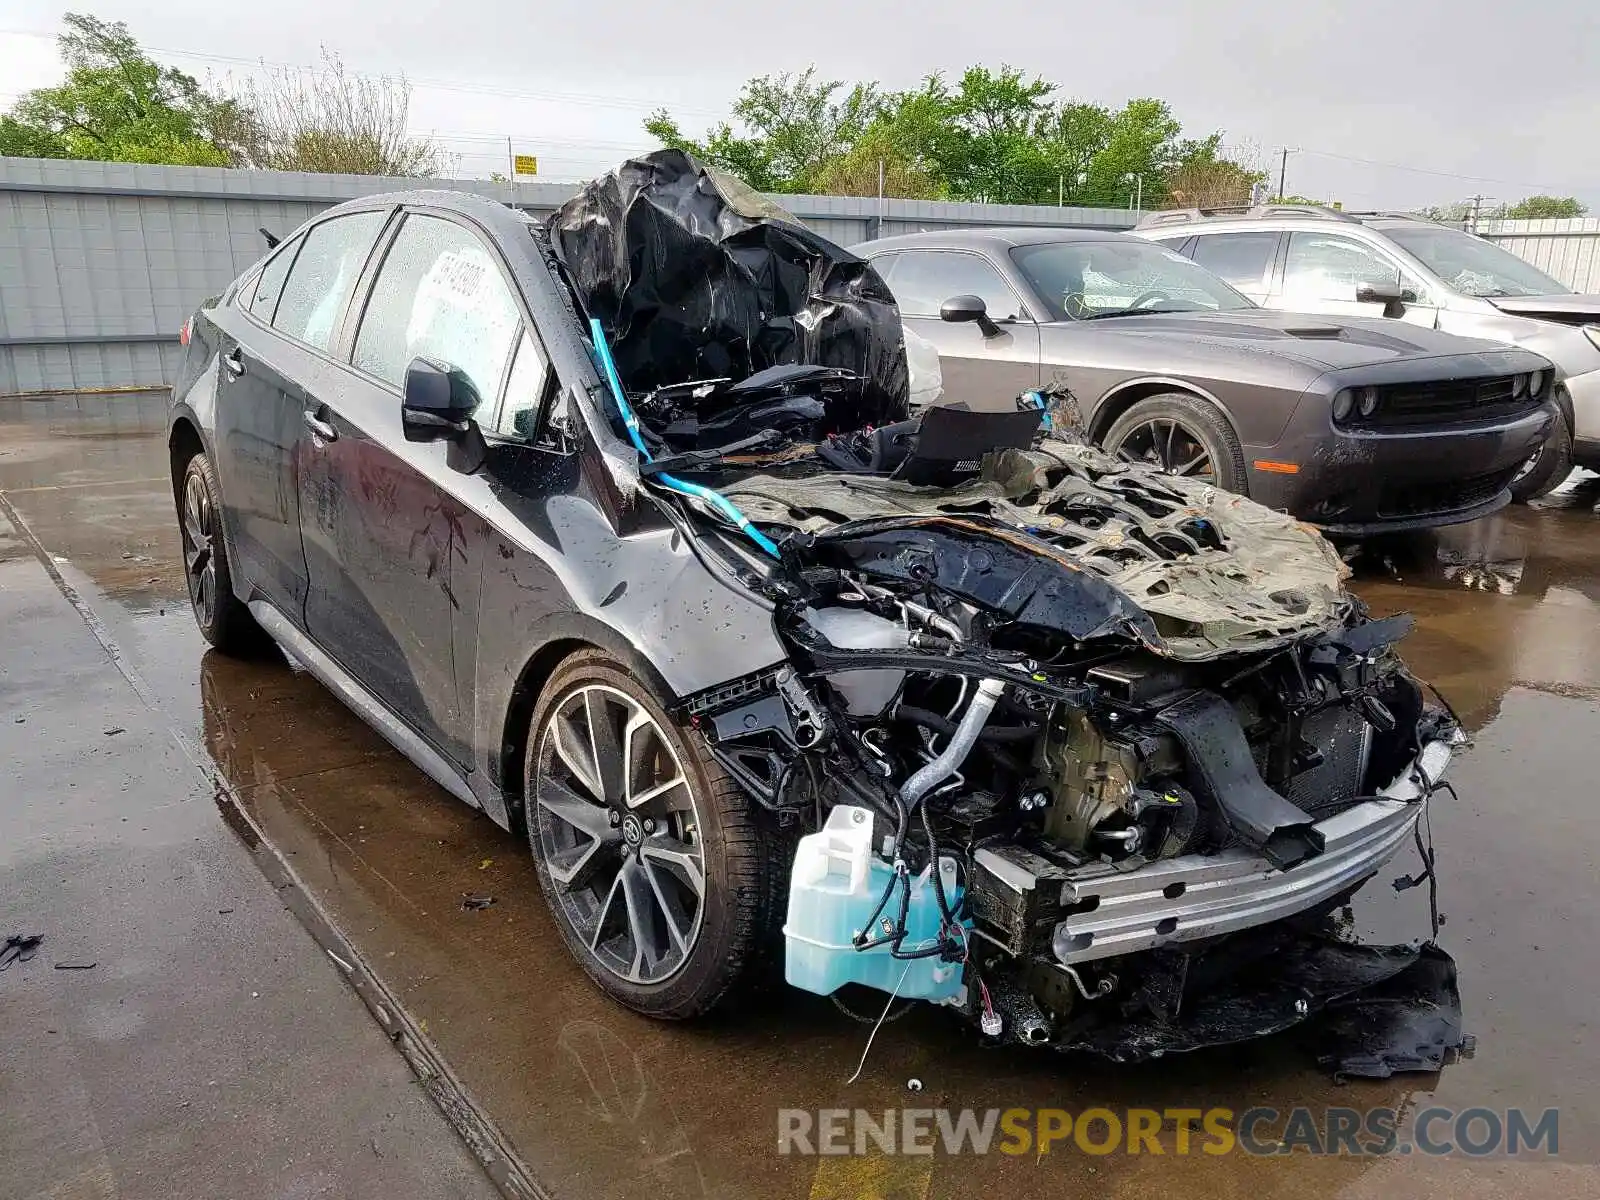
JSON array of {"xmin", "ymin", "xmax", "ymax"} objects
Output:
[
  {"xmin": 1478, "ymin": 217, "xmax": 1600, "ymax": 294},
  {"xmin": 0, "ymin": 156, "xmax": 1136, "ymax": 396}
]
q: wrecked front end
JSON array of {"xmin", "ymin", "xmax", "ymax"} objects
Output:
[
  {"xmin": 691, "ymin": 446, "xmax": 1460, "ymax": 1066},
  {"xmin": 549, "ymin": 151, "xmax": 1464, "ymax": 1071}
]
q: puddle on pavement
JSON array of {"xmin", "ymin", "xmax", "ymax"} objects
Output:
[{"xmin": 6, "ymin": 395, "xmax": 1599, "ymax": 1197}]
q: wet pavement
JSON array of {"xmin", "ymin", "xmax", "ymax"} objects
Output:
[{"xmin": 3, "ymin": 392, "xmax": 1598, "ymax": 1199}]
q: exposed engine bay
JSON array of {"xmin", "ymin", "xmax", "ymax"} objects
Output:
[{"xmin": 548, "ymin": 150, "xmax": 1468, "ymax": 1070}]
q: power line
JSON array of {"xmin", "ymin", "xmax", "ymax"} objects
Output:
[{"xmin": 1293, "ymin": 146, "xmax": 1564, "ymax": 193}]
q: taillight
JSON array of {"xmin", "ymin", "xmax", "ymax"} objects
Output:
[{"xmin": 179, "ymin": 316, "xmax": 192, "ymax": 347}]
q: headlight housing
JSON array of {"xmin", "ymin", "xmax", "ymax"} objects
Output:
[
  {"xmin": 1332, "ymin": 386, "xmax": 1382, "ymax": 424},
  {"xmin": 1528, "ymin": 369, "xmax": 1548, "ymax": 399}
]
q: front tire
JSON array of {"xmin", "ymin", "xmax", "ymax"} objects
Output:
[
  {"xmin": 525, "ymin": 650, "xmax": 777, "ymax": 1019},
  {"xmin": 1101, "ymin": 393, "xmax": 1249, "ymax": 495},
  {"xmin": 178, "ymin": 453, "xmax": 265, "ymax": 656},
  {"xmin": 1510, "ymin": 414, "xmax": 1573, "ymax": 502}
]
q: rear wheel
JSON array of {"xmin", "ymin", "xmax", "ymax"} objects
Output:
[
  {"xmin": 525, "ymin": 650, "xmax": 778, "ymax": 1019},
  {"xmin": 1510, "ymin": 414, "xmax": 1573, "ymax": 502},
  {"xmin": 178, "ymin": 453, "xmax": 265, "ymax": 656},
  {"xmin": 1101, "ymin": 393, "xmax": 1249, "ymax": 495}
]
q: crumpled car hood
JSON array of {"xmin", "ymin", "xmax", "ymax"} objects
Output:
[{"xmin": 722, "ymin": 440, "xmax": 1352, "ymax": 660}]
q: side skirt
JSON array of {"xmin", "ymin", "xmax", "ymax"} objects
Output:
[{"xmin": 247, "ymin": 600, "xmax": 480, "ymax": 811}]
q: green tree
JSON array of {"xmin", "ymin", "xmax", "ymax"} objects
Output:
[
  {"xmin": 644, "ymin": 110, "xmax": 783, "ymax": 192},
  {"xmin": 0, "ymin": 14, "xmax": 241, "ymax": 166},
  {"xmin": 940, "ymin": 66, "xmax": 1057, "ymax": 202},
  {"xmin": 646, "ymin": 68, "xmax": 883, "ymax": 193},
  {"xmin": 1505, "ymin": 195, "xmax": 1588, "ymax": 219},
  {"xmin": 1080, "ymin": 99, "xmax": 1183, "ymax": 208},
  {"xmin": 1164, "ymin": 140, "xmax": 1267, "ymax": 209},
  {"xmin": 643, "ymin": 65, "xmax": 1261, "ymax": 208}
]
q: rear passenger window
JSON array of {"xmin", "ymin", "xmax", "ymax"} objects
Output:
[
  {"xmin": 248, "ymin": 234, "xmax": 302, "ymax": 322},
  {"xmin": 272, "ymin": 211, "xmax": 387, "ymax": 352},
  {"xmin": 1190, "ymin": 232, "xmax": 1278, "ymax": 290},
  {"xmin": 353, "ymin": 214, "xmax": 521, "ymax": 409}
]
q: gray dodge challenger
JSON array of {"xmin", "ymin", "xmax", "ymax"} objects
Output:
[{"xmin": 853, "ymin": 228, "xmax": 1558, "ymax": 534}]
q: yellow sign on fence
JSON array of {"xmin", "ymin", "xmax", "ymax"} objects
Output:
[{"xmin": 512, "ymin": 155, "xmax": 539, "ymax": 177}]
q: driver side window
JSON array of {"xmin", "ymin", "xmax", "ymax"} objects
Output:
[
  {"xmin": 1283, "ymin": 233, "xmax": 1426, "ymax": 304},
  {"xmin": 877, "ymin": 251, "xmax": 1027, "ymax": 321},
  {"xmin": 353, "ymin": 213, "xmax": 522, "ymax": 412}
]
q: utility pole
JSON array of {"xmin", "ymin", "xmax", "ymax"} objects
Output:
[
  {"xmin": 507, "ymin": 137, "xmax": 514, "ymax": 181},
  {"xmin": 1277, "ymin": 147, "xmax": 1295, "ymax": 201},
  {"xmin": 872, "ymin": 158, "xmax": 885, "ymax": 240},
  {"xmin": 1469, "ymin": 194, "xmax": 1483, "ymax": 233},
  {"xmin": 1058, "ymin": 173, "xmax": 1064, "ymax": 207}
]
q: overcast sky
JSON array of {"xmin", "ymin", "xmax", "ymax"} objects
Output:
[{"xmin": 2, "ymin": 0, "xmax": 1595, "ymax": 210}]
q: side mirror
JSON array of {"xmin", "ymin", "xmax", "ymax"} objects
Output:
[
  {"xmin": 401, "ymin": 356, "xmax": 479, "ymax": 437},
  {"xmin": 1355, "ymin": 282, "xmax": 1410, "ymax": 319},
  {"xmin": 940, "ymin": 294, "xmax": 1002, "ymax": 337},
  {"xmin": 401, "ymin": 356, "xmax": 486, "ymax": 471}
]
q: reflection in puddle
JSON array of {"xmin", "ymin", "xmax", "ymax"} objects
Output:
[{"xmin": 557, "ymin": 1021, "xmax": 708, "ymax": 1198}]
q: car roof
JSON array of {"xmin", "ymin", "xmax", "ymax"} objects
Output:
[
  {"xmin": 852, "ymin": 226, "xmax": 1140, "ymax": 254},
  {"xmin": 1135, "ymin": 206, "xmax": 1443, "ymax": 239},
  {"xmin": 321, "ymin": 188, "xmax": 529, "ymax": 222}
]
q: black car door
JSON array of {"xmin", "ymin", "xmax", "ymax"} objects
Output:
[
  {"xmin": 297, "ymin": 209, "xmax": 524, "ymax": 767},
  {"xmin": 205, "ymin": 231, "xmax": 313, "ymax": 615}
]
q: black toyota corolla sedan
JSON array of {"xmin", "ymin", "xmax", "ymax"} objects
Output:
[{"xmin": 169, "ymin": 151, "xmax": 1466, "ymax": 1065}]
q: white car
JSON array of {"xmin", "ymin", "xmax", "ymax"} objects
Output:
[{"xmin": 1140, "ymin": 206, "xmax": 1600, "ymax": 498}]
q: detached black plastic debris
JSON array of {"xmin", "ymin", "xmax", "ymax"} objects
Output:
[
  {"xmin": 549, "ymin": 149, "xmax": 909, "ymax": 451},
  {"xmin": 1316, "ymin": 943, "xmax": 1470, "ymax": 1079},
  {"xmin": 461, "ymin": 894, "xmax": 496, "ymax": 911},
  {"xmin": 1, "ymin": 934, "xmax": 43, "ymax": 970}
]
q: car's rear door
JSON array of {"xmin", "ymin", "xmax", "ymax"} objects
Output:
[
  {"xmin": 1180, "ymin": 231, "xmax": 1282, "ymax": 306},
  {"xmin": 871, "ymin": 249, "xmax": 1041, "ymax": 410},
  {"xmin": 205, "ymin": 210, "xmax": 388, "ymax": 619},
  {"xmin": 298, "ymin": 209, "xmax": 522, "ymax": 768}
]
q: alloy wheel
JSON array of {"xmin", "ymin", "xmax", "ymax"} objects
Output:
[
  {"xmin": 532, "ymin": 684, "xmax": 706, "ymax": 985},
  {"xmin": 181, "ymin": 470, "xmax": 218, "ymax": 628},
  {"xmin": 1111, "ymin": 417, "xmax": 1216, "ymax": 481}
]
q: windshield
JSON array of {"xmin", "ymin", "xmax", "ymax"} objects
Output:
[
  {"xmin": 1010, "ymin": 239, "xmax": 1255, "ymax": 321},
  {"xmin": 1384, "ymin": 225, "xmax": 1570, "ymax": 298}
]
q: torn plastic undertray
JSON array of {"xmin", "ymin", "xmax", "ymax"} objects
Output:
[{"xmin": 1057, "ymin": 930, "xmax": 1468, "ymax": 1079}]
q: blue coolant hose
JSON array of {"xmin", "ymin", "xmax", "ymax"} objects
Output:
[{"xmin": 588, "ymin": 319, "xmax": 781, "ymax": 559}]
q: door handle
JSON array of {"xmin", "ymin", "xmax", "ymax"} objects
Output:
[
  {"xmin": 303, "ymin": 409, "xmax": 338, "ymax": 442},
  {"xmin": 222, "ymin": 348, "xmax": 245, "ymax": 378}
]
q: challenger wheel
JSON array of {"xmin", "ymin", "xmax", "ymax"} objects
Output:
[
  {"xmin": 1510, "ymin": 414, "xmax": 1572, "ymax": 502},
  {"xmin": 178, "ymin": 454, "xmax": 264, "ymax": 656},
  {"xmin": 1101, "ymin": 394, "xmax": 1248, "ymax": 495},
  {"xmin": 525, "ymin": 650, "xmax": 778, "ymax": 1019}
]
